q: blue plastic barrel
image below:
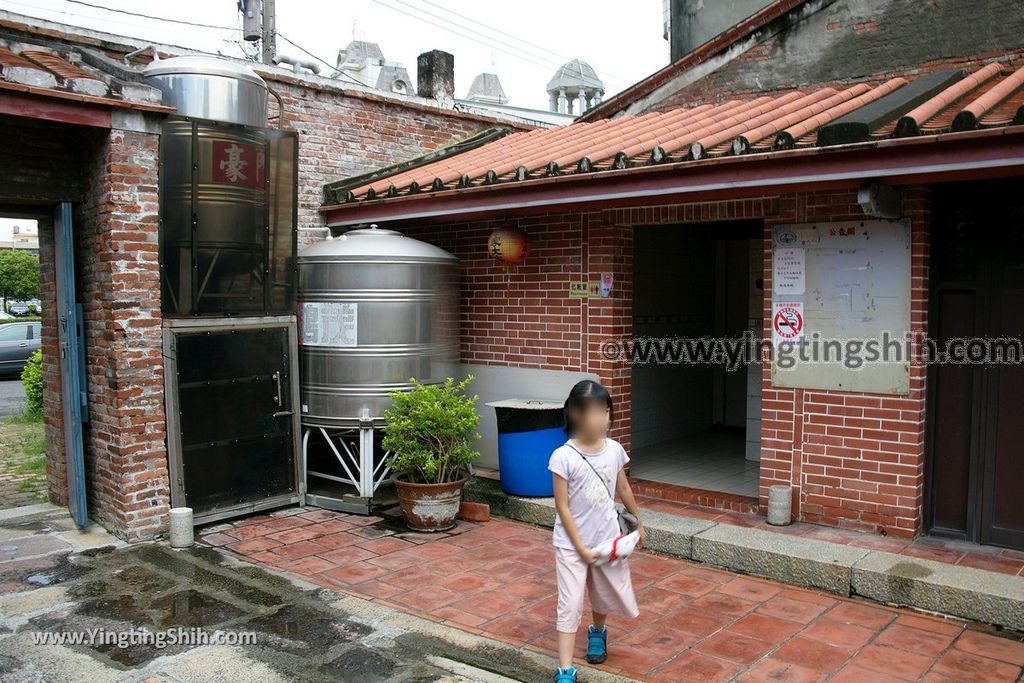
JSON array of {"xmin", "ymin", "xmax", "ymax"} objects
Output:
[{"xmin": 488, "ymin": 399, "xmax": 565, "ymax": 497}]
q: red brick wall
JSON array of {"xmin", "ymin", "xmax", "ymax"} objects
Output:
[
  {"xmin": 266, "ymin": 76, "xmax": 532, "ymax": 247},
  {"xmin": 761, "ymin": 190, "xmax": 929, "ymax": 537},
  {"xmin": 36, "ymin": 221, "xmax": 65, "ymax": 506},
  {"xmin": 73, "ymin": 128, "xmax": 170, "ymax": 541},
  {"xmin": 405, "ymin": 191, "xmax": 930, "ymax": 536}
]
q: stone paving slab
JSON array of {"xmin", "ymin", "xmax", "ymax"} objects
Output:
[
  {"xmin": 691, "ymin": 523, "xmax": 870, "ymax": 595},
  {"xmin": 853, "ymin": 550, "xmax": 1024, "ymax": 631}
]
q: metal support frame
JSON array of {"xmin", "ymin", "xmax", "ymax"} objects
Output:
[{"xmin": 302, "ymin": 409, "xmax": 395, "ymax": 514}]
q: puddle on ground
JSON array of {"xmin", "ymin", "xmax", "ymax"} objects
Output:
[
  {"xmin": 111, "ymin": 564, "xmax": 177, "ymax": 594},
  {"xmin": 242, "ymin": 604, "xmax": 371, "ymax": 653},
  {"xmin": 320, "ymin": 645, "xmax": 397, "ymax": 681},
  {"xmin": 149, "ymin": 589, "xmax": 244, "ymax": 630},
  {"xmin": 128, "ymin": 546, "xmax": 283, "ymax": 607},
  {"xmin": 18, "ymin": 552, "xmax": 93, "ymax": 588}
]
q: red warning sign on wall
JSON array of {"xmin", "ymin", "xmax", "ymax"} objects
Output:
[{"xmin": 772, "ymin": 302, "xmax": 804, "ymax": 345}]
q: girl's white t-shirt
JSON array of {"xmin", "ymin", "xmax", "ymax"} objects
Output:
[{"xmin": 547, "ymin": 438, "xmax": 630, "ymax": 550}]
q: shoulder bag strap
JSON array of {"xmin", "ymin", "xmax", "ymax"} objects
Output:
[{"xmin": 565, "ymin": 442, "xmax": 615, "ymax": 504}]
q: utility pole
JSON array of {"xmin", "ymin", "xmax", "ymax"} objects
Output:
[{"xmin": 261, "ymin": 0, "xmax": 276, "ymax": 65}]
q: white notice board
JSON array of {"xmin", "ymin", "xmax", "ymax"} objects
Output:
[
  {"xmin": 300, "ymin": 302, "xmax": 358, "ymax": 347},
  {"xmin": 771, "ymin": 220, "xmax": 912, "ymax": 394}
]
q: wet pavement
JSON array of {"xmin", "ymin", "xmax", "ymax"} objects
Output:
[{"xmin": 0, "ymin": 505, "xmax": 631, "ymax": 683}]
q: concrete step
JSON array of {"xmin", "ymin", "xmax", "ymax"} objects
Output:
[{"xmin": 463, "ymin": 476, "xmax": 1024, "ymax": 631}]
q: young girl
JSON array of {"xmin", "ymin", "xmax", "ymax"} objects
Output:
[{"xmin": 547, "ymin": 380, "xmax": 645, "ymax": 682}]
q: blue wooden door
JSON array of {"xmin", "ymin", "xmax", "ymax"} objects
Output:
[{"xmin": 53, "ymin": 202, "xmax": 88, "ymax": 527}]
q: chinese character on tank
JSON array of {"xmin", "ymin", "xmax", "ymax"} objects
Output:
[{"xmin": 212, "ymin": 140, "xmax": 265, "ymax": 188}]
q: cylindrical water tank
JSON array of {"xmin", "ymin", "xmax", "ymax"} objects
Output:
[
  {"xmin": 143, "ymin": 55, "xmax": 268, "ymax": 127},
  {"xmin": 297, "ymin": 227, "xmax": 459, "ymax": 427}
]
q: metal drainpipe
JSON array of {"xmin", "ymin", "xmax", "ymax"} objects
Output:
[{"xmin": 267, "ymin": 85, "xmax": 285, "ymax": 129}]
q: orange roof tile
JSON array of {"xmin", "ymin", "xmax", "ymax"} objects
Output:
[{"xmin": 328, "ymin": 65, "xmax": 1024, "ymax": 206}]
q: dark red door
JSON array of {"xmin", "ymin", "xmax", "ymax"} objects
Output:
[
  {"xmin": 929, "ymin": 183, "xmax": 1024, "ymax": 550},
  {"xmin": 979, "ymin": 203, "xmax": 1024, "ymax": 549}
]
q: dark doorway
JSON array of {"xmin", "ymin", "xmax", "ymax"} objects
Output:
[
  {"xmin": 928, "ymin": 180, "xmax": 1024, "ymax": 550},
  {"xmin": 630, "ymin": 221, "xmax": 763, "ymax": 496}
]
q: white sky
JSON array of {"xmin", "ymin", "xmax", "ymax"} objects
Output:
[
  {"xmin": 0, "ymin": 218, "xmax": 37, "ymax": 241},
  {"xmin": 1, "ymin": 0, "xmax": 669, "ymax": 111}
]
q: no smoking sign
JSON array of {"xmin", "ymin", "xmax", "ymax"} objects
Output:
[{"xmin": 772, "ymin": 302, "xmax": 804, "ymax": 345}]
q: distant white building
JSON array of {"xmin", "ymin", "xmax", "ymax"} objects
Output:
[
  {"xmin": 547, "ymin": 59, "xmax": 605, "ymax": 115},
  {"xmin": 0, "ymin": 221, "xmax": 38, "ymax": 256},
  {"xmin": 458, "ymin": 71, "xmax": 573, "ymax": 126},
  {"xmin": 334, "ymin": 40, "xmax": 412, "ymax": 94}
]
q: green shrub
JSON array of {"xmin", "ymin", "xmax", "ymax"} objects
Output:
[
  {"xmin": 382, "ymin": 376, "xmax": 480, "ymax": 484},
  {"xmin": 21, "ymin": 349, "xmax": 43, "ymax": 419}
]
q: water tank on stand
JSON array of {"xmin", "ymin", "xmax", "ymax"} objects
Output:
[{"xmin": 297, "ymin": 226, "xmax": 458, "ymax": 512}]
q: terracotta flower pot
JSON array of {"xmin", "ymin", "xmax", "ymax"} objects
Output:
[{"xmin": 392, "ymin": 473, "xmax": 469, "ymax": 532}]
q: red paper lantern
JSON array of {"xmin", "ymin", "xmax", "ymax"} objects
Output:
[{"xmin": 487, "ymin": 224, "xmax": 531, "ymax": 265}]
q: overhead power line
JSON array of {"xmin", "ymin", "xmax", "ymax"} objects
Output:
[
  {"xmin": 413, "ymin": 0, "xmax": 630, "ymax": 86},
  {"xmin": 66, "ymin": 0, "xmax": 237, "ymax": 31},
  {"xmin": 276, "ymin": 32, "xmax": 373, "ymax": 88},
  {"xmin": 370, "ymin": 0, "xmax": 569, "ymax": 76}
]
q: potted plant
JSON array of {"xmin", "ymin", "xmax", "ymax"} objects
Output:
[{"xmin": 383, "ymin": 376, "xmax": 481, "ymax": 531}]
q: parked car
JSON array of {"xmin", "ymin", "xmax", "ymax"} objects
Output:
[
  {"xmin": 0, "ymin": 322, "xmax": 41, "ymax": 377},
  {"xmin": 7, "ymin": 301, "xmax": 30, "ymax": 317}
]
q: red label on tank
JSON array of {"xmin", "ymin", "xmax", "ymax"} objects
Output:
[{"xmin": 211, "ymin": 140, "xmax": 265, "ymax": 188}]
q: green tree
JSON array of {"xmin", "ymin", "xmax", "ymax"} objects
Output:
[{"xmin": 0, "ymin": 250, "xmax": 39, "ymax": 308}]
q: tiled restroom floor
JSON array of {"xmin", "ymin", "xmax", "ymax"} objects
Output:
[{"xmin": 630, "ymin": 431, "xmax": 759, "ymax": 496}]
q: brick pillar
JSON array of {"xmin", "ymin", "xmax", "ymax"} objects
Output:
[
  {"xmin": 75, "ymin": 127, "xmax": 170, "ymax": 541},
  {"xmin": 37, "ymin": 218, "xmax": 66, "ymax": 506},
  {"xmin": 585, "ymin": 216, "xmax": 633, "ymax": 452}
]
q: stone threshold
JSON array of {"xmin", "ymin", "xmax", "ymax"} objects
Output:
[{"xmin": 463, "ymin": 477, "xmax": 1024, "ymax": 632}]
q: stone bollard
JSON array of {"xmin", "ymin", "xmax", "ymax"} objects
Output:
[
  {"xmin": 766, "ymin": 485, "xmax": 792, "ymax": 526},
  {"xmin": 168, "ymin": 507, "xmax": 194, "ymax": 548}
]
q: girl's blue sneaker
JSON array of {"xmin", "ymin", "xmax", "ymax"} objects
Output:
[
  {"xmin": 586, "ymin": 624, "xmax": 608, "ymax": 663},
  {"xmin": 553, "ymin": 666, "xmax": 577, "ymax": 682}
]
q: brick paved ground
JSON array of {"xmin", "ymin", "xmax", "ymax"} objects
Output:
[{"xmin": 204, "ymin": 508, "xmax": 1024, "ymax": 683}]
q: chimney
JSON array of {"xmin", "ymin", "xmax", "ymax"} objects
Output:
[{"xmin": 416, "ymin": 49, "xmax": 455, "ymax": 106}]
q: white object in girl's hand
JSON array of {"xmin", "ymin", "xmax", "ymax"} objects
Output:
[{"xmin": 591, "ymin": 531, "xmax": 640, "ymax": 566}]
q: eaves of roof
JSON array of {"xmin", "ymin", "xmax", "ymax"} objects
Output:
[
  {"xmin": 322, "ymin": 63, "xmax": 1024, "ymax": 223},
  {"xmin": 322, "ymin": 125, "xmax": 1024, "ymax": 227}
]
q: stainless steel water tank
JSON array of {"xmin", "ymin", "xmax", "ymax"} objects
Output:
[
  {"xmin": 143, "ymin": 55, "xmax": 268, "ymax": 127},
  {"xmin": 160, "ymin": 119, "xmax": 269, "ymax": 313},
  {"xmin": 297, "ymin": 227, "xmax": 459, "ymax": 427}
]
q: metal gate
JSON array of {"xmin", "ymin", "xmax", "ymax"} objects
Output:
[
  {"xmin": 53, "ymin": 202, "xmax": 88, "ymax": 527},
  {"xmin": 163, "ymin": 317, "xmax": 301, "ymax": 524}
]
